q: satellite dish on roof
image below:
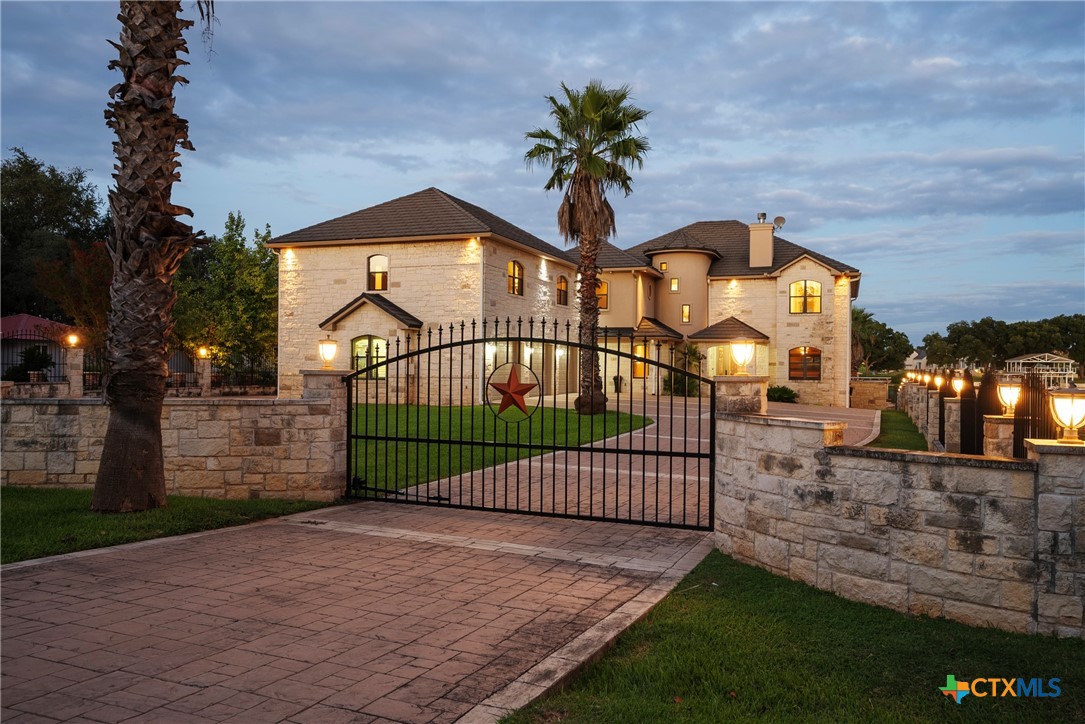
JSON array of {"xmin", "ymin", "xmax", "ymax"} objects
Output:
[{"xmin": 773, "ymin": 216, "xmax": 786, "ymax": 230}]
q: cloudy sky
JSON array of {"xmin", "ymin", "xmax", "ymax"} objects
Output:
[{"xmin": 2, "ymin": 1, "xmax": 1082, "ymax": 343}]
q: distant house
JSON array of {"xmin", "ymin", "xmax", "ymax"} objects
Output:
[
  {"xmin": 0, "ymin": 314, "xmax": 72, "ymax": 383},
  {"xmin": 270, "ymin": 190, "xmax": 861, "ymax": 406},
  {"xmin": 1004, "ymin": 352, "xmax": 1078, "ymax": 388},
  {"xmin": 905, "ymin": 348, "xmax": 927, "ymax": 371}
]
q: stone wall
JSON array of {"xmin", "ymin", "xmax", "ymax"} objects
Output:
[
  {"xmin": 1, "ymin": 370, "xmax": 347, "ymax": 501},
  {"xmin": 850, "ymin": 377, "xmax": 891, "ymax": 410},
  {"xmin": 715, "ymin": 412, "xmax": 1085, "ymax": 637}
]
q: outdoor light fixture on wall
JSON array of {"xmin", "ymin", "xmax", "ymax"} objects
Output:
[
  {"xmin": 66, "ymin": 333, "xmax": 80, "ymax": 348},
  {"xmin": 997, "ymin": 376, "xmax": 1022, "ymax": 415},
  {"xmin": 730, "ymin": 341, "xmax": 755, "ymax": 375},
  {"xmin": 318, "ymin": 335, "xmax": 338, "ymax": 369},
  {"xmin": 1049, "ymin": 385, "xmax": 1085, "ymax": 444},
  {"xmin": 196, "ymin": 346, "xmax": 210, "ymax": 360}
]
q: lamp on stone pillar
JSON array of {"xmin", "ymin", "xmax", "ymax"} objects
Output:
[
  {"xmin": 66, "ymin": 333, "xmax": 80, "ymax": 348},
  {"xmin": 730, "ymin": 341, "xmax": 755, "ymax": 376},
  {"xmin": 318, "ymin": 335, "xmax": 338, "ymax": 369},
  {"xmin": 997, "ymin": 375, "xmax": 1022, "ymax": 416},
  {"xmin": 1049, "ymin": 384, "xmax": 1085, "ymax": 444}
]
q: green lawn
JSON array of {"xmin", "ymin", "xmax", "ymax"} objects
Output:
[
  {"xmin": 507, "ymin": 551, "xmax": 1085, "ymax": 723},
  {"xmin": 1, "ymin": 487, "xmax": 334, "ymax": 564},
  {"xmin": 869, "ymin": 409, "xmax": 928, "ymax": 451},
  {"xmin": 350, "ymin": 404, "xmax": 649, "ymax": 490}
]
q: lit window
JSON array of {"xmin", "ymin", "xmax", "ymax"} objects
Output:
[
  {"xmin": 368, "ymin": 255, "xmax": 389, "ymax": 291},
  {"xmin": 660, "ymin": 261, "xmax": 668, "ymax": 272},
  {"xmin": 633, "ymin": 344, "xmax": 648, "ymax": 378},
  {"xmin": 556, "ymin": 276, "xmax": 568, "ymax": 306},
  {"xmin": 670, "ymin": 278, "xmax": 680, "ymax": 292},
  {"xmin": 789, "ymin": 346, "xmax": 822, "ymax": 380},
  {"xmin": 789, "ymin": 280, "xmax": 822, "ymax": 314},
  {"xmin": 352, "ymin": 335, "xmax": 388, "ymax": 378},
  {"xmin": 508, "ymin": 261, "xmax": 524, "ymax": 296},
  {"xmin": 597, "ymin": 280, "xmax": 609, "ymax": 310},
  {"xmin": 681, "ymin": 304, "xmax": 691, "ymax": 324}
]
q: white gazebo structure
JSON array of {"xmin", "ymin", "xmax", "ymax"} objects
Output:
[{"xmin": 1004, "ymin": 352, "xmax": 1078, "ymax": 388}]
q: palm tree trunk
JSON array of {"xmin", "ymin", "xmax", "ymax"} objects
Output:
[
  {"xmin": 93, "ymin": 1, "xmax": 201, "ymax": 512},
  {"xmin": 574, "ymin": 237, "xmax": 607, "ymax": 415}
]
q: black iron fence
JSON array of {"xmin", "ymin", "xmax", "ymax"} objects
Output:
[
  {"xmin": 1013, "ymin": 372, "xmax": 1056, "ymax": 458},
  {"xmin": 1, "ymin": 331, "xmax": 66, "ymax": 383},
  {"xmin": 346, "ymin": 317, "xmax": 715, "ymax": 530},
  {"xmin": 211, "ymin": 355, "xmax": 277, "ymax": 389}
]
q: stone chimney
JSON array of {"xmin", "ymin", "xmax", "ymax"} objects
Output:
[{"xmin": 749, "ymin": 213, "xmax": 775, "ymax": 268}]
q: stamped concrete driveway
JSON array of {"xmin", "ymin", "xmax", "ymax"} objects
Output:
[{"xmin": 2, "ymin": 503, "xmax": 710, "ymax": 723}]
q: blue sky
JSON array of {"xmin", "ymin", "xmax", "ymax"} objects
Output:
[{"xmin": 2, "ymin": 1, "xmax": 1082, "ymax": 343}]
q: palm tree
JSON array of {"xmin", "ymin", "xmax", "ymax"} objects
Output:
[
  {"xmin": 93, "ymin": 1, "xmax": 212, "ymax": 512},
  {"xmin": 524, "ymin": 81, "xmax": 650, "ymax": 414}
]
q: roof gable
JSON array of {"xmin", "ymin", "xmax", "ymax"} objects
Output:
[
  {"xmin": 688, "ymin": 316, "xmax": 770, "ymax": 342},
  {"xmin": 269, "ymin": 187, "xmax": 573, "ymax": 262},
  {"xmin": 319, "ymin": 293, "xmax": 424, "ymax": 331}
]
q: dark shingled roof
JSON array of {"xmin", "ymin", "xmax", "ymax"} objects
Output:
[
  {"xmin": 319, "ymin": 292, "xmax": 423, "ymax": 330},
  {"xmin": 627, "ymin": 221, "xmax": 859, "ymax": 277},
  {"xmin": 269, "ymin": 187, "xmax": 574, "ymax": 263},
  {"xmin": 568, "ymin": 241, "xmax": 650, "ymax": 269},
  {"xmin": 633, "ymin": 317, "xmax": 683, "ymax": 340},
  {"xmin": 688, "ymin": 316, "xmax": 770, "ymax": 342}
]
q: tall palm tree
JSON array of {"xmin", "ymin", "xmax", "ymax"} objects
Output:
[
  {"xmin": 525, "ymin": 81, "xmax": 650, "ymax": 415},
  {"xmin": 93, "ymin": 1, "xmax": 212, "ymax": 512}
]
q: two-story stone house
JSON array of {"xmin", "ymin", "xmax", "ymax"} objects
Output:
[
  {"xmin": 269, "ymin": 189, "xmax": 859, "ymax": 406},
  {"xmin": 267, "ymin": 188, "xmax": 578, "ymax": 399},
  {"xmin": 591, "ymin": 218, "xmax": 860, "ymax": 406}
]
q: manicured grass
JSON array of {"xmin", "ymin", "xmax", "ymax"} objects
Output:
[
  {"xmin": 350, "ymin": 404, "xmax": 649, "ymax": 490},
  {"xmin": 869, "ymin": 409, "xmax": 928, "ymax": 451},
  {"xmin": 1, "ymin": 487, "xmax": 334, "ymax": 564},
  {"xmin": 506, "ymin": 551, "xmax": 1085, "ymax": 723}
]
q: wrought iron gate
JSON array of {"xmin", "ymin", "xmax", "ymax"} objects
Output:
[{"xmin": 345, "ymin": 317, "xmax": 715, "ymax": 530}]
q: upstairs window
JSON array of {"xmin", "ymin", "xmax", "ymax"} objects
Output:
[
  {"xmin": 556, "ymin": 276, "xmax": 568, "ymax": 306},
  {"xmin": 659, "ymin": 261, "xmax": 668, "ymax": 272},
  {"xmin": 368, "ymin": 254, "xmax": 389, "ymax": 291},
  {"xmin": 597, "ymin": 280, "xmax": 609, "ymax": 310},
  {"xmin": 789, "ymin": 346, "xmax": 822, "ymax": 381},
  {"xmin": 681, "ymin": 304, "xmax": 691, "ymax": 324},
  {"xmin": 789, "ymin": 280, "xmax": 822, "ymax": 314},
  {"xmin": 670, "ymin": 278, "xmax": 680, "ymax": 293},
  {"xmin": 508, "ymin": 261, "xmax": 524, "ymax": 296}
]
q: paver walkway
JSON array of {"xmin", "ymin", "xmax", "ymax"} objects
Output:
[{"xmin": 2, "ymin": 503, "xmax": 710, "ymax": 723}]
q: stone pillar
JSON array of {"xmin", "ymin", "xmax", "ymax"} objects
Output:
[
  {"xmin": 302, "ymin": 369, "xmax": 350, "ymax": 498},
  {"xmin": 1026, "ymin": 440, "xmax": 1085, "ymax": 638},
  {"xmin": 714, "ymin": 375, "xmax": 768, "ymax": 414},
  {"xmin": 944, "ymin": 398, "xmax": 961, "ymax": 453},
  {"xmin": 925, "ymin": 391, "xmax": 939, "ymax": 450},
  {"xmin": 198, "ymin": 358, "xmax": 212, "ymax": 397},
  {"xmin": 984, "ymin": 415, "xmax": 1015, "ymax": 458},
  {"xmin": 64, "ymin": 347, "xmax": 84, "ymax": 398}
]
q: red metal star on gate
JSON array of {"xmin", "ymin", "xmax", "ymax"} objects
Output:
[{"xmin": 489, "ymin": 366, "xmax": 537, "ymax": 415}]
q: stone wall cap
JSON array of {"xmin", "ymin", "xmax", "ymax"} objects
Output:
[
  {"xmin": 714, "ymin": 375, "xmax": 769, "ymax": 382},
  {"xmin": 1025, "ymin": 439, "xmax": 1085, "ymax": 456},
  {"xmin": 828, "ymin": 445, "xmax": 1037, "ymax": 471},
  {"xmin": 301, "ymin": 369, "xmax": 353, "ymax": 378},
  {"xmin": 1, "ymin": 398, "xmax": 104, "ymax": 407},
  {"xmin": 718, "ymin": 411, "xmax": 847, "ymax": 431}
]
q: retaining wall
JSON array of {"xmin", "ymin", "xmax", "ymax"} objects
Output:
[{"xmin": 715, "ymin": 412, "xmax": 1084, "ymax": 637}]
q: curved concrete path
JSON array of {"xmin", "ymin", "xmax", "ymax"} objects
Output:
[
  {"xmin": 766, "ymin": 402, "xmax": 880, "ymax": 446},
  {"xmin": 2, "ymin": 504, "xmax": 710, "ymax": 723}
]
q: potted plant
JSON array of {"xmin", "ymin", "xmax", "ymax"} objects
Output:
[{"xmin": 21, "ymin": 346, "xmax": 54, "ymax": 383}]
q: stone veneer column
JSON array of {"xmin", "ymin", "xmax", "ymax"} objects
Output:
[
  {"xmin": 944, "ymin": 398, "xmax": 961, "ymax": 453},
  {"xmin": 714, "ymin": 375, "xmax": 767, "ymax": 414},
  {"xmin": 301, "ymin": 368, "xmax": 349, "ymax": 497},
  {"xmin": 198, "ymin": 358, "xmax": 212, "ymax": 397},
  {"xmin": 925, "ymin": 391, "xmax": 939, "ymax": 450},
  {"xmin": 984, "ymin": 415, "xmax": 1015, "ymax": 458},
  {"xmin": 1026, "ymin": 440, "xmax": 1085, "ymax": 637},
  {"xmin": 64, "ymin": 347, "xmax": 84, "ymax": 398}
]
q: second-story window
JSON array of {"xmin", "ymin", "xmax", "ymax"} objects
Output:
[
  {"xmin": 556, "ymin": 276, "xmax": 568, "ymax": 306},
  {"xmin": 670, "ymin": 278, "xmax": 680, "ymax": 293},
  {"xmin": 368, "ymin": 254, "xmax": 389, "ymax": 291},
  {"xmin": 789, "ymin": 280, "xmax": 822, "ymax": 314},
  {"xmin": 597, "ymin": 280, "xmax": 609, "ymax": 310},
  {"xmin": 681, "ymin": 304, "xmax": 691, "ymax": 324},
  {"xmin": 508, "ymin": 260, "xmax": 524, "ymax": 296}
]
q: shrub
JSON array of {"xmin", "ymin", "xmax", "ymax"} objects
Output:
[{"xmin": 767, "ymin": 385, "xmax": 798, "ymax": 403}]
